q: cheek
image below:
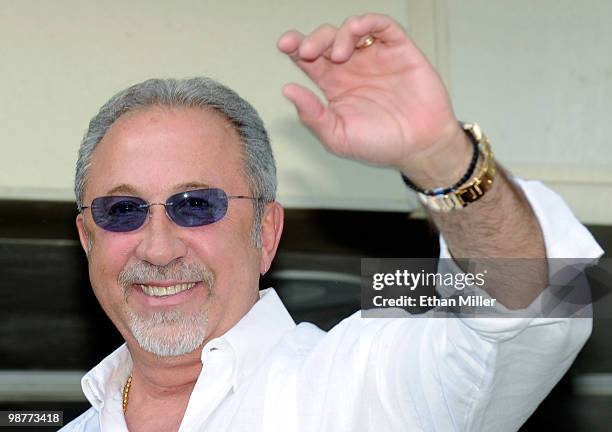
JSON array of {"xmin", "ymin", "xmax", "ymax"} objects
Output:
[
  {"xmin": 222, "ymin": 204, "xmax": 256, "ymax": 244},
  {"xmin": 193, "ymin": 213, "xmax": 259, "ymax": 283},
  {"xmin": 88, "ymin": 234, "xmax": 139, "ymax": 287},
  {"xmin": 215, "ymin": 213, "xmax": 257, "ymax": 260}
]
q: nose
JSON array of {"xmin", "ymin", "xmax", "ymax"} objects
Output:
[{"xmin": 135, "ymin": 204, "xmax": 188, "ymax": 266}]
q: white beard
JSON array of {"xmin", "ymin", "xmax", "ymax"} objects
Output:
[
  {"xmin": 117, "ymin": 260, "xmax": 215, "ymax": 357},
  {"xmin": 126, "ymin": 307, "xmax": 209, "ymax": 357}
]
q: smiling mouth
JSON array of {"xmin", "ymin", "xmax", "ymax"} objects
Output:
[{"xmin": 139, "ymin": 282, "xmax": 197, "ymax": 297}]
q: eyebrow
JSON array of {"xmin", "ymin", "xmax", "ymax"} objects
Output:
[
  {"xmin": 105, "ymin": 184, "xmax": 140, "ymax": 196},
  {"xmin": 173, "ymin": 182, "xmax": 212, "ymax": 192},
  {"xmin": 104, "ymin": 182, "xmax": 212, "ymax": 197}
]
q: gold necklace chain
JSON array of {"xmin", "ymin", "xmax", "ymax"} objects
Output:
[{"xmin": 123, "ymin": 374, "xmax": 133, "ymax": 414}]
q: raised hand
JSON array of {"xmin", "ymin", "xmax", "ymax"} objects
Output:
[{"xmin": 277, "ymin": 13, "xmax": 471, "ymax": 187}]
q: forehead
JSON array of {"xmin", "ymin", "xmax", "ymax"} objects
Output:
[{"xmin": 85, "ymin": 106, "xmax": 246, "ymax": 199}]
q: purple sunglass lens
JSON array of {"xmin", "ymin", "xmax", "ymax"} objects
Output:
[
  {"xmin": 166, "ymin": 188, "xmax": 228, "ymax": 227},
  {"xmin": 90, "ymin": 196, "xmax": 148, "ymax": 232}
]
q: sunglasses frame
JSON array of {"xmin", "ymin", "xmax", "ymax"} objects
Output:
[{"xmin": 79, "ymin": 188, "xmax": 264, "ymax": 232}]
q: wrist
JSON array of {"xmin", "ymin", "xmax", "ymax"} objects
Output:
[
  {"xmin": 399, "ymin": 123, "xmax": 473, "ymax": 191},
  {"xmin": 413, "ymin": 123, "xmax": 497, "ymax": 212}
]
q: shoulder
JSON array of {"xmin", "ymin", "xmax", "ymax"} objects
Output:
[
  {"xmin": 279, "ymin": 312, "xmax": 414, "ymax": 364},
  {"xmin": 276, "ymin": 321, "xmax": 326, "ymax": 355},
  {"xmin": 58, "ymin": 407, "xmax": 99, "ymax": 432}
]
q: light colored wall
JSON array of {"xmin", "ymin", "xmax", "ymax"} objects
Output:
[
  {"xmin": 411, "ymin": 0, "xmax": 612, "ymax": 224},
  {"xmin": 0, "ymin": 0, "xmax": 416, "ymax": 211},
  {"xmin": 1, "ymin": 1, "xmax": 611, "ymax": 223}
]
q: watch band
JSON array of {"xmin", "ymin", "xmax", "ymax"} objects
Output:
[
  {"xmin": 418, "ymin": 123, "xmax": 496, "ymax": 212},
  {"xmin": 401, "ymin": 122, "xmax": 480, "ymax": 196}
]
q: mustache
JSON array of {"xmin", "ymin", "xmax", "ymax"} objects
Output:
[{"xmin": 118, "ymin": 260, "xmax": 215, "ymax": 290}]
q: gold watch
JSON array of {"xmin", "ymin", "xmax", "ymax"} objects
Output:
[{"xmin": 418, "ymin": 123, "xmax": 497, "ymax": 212}]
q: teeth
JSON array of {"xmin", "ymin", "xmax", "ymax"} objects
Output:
[{"xmin": 140, "ymin": 282, "xmax": 196, "ymax": 297}]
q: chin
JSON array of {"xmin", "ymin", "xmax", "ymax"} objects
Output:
[{"xmin": 126, "ymin": 308, "xmax": 209, "ymax": 357}]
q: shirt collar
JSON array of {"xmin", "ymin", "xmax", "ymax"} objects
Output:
[
  {"xmin": 81, "ymin": 288, "xmax": 295, "ymax": 408},
  {"xmin": 217, "ymin": 287, "xmax": 296, "ymax": 392},
  {"xmin": 81, "ymin": 343, "xmax": 132, "ymax": 411}
]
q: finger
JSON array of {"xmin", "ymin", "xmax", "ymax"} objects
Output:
[
  {"xmin": 341, "ymin": 13, "xmax": 407, "ymax": 50},
  {"xmin": 282, "ymin": 83, "xmax": 338, "ymax": 146},
  {"xmin": 298, "ymin": 23, "xmax": 338, "ymax": 61},
  {"xmin": 277, "ymin": 29, "xmax": 331, "ymax": 83},
  {"xmin": 330, "ymin": 16, "xmax": 365, "ymax": 62},
  {"xmin": 352, "ymin": 13, "xmax": 408, "ymax": 44},
  {"xmin": 331, "ymin": 13, "xmax": 415, "ymax": 64},
  {"xmin": 277, "ymin": 30, "xmax": 304, "ymax": 58}
]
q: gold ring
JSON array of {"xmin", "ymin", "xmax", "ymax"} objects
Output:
[{"xmin": 358, "ymin": 35, "xmax": 375, "ymax": 49}]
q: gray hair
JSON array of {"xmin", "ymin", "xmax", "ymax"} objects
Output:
[{"xmin": 75, "ymin": 77, "xmax": 277, "ymax": 247}]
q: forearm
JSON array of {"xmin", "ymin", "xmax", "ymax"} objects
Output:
[
  {"xmin": 433, "ymin": 168, "xmax": 548, "ymax": 308},
  {"xmin": 403, "ymin": 126, "xmax": 548, "ymax": 309},
  {"xmin": 432, "ymin": 167, "xmax": 545, "ymax": 260}
]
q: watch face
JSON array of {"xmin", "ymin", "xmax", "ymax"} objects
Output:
[{"xmin": 420, "ymin": 135, "xmax": 496, "ymax": 213}]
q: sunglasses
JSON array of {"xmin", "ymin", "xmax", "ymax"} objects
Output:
[{"xmin": 79, "ymin": 188, "xmax": 262, "ymax": 232}]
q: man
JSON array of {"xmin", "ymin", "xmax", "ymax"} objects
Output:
[{"xmin": 62, "ymin": 13, "xmax": 601, "ymax": 432}]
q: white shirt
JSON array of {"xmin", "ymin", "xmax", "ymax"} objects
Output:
[{"xmin": 61, "ymin": 179, "xmax": 603, "ymax": 432}]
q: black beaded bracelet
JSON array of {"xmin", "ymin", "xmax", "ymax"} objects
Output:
[{"xmin": 400, "ymin": 126, "xmax": 480, "ymax": 196}]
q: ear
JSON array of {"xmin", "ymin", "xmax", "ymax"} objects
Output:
[
  {"xmin": 76, "ymin": 213, "xmax": 91, "ymax": 258},
  {"xmin": 259, "ymin": 201, "xmax": 284, "ymax": 275}
]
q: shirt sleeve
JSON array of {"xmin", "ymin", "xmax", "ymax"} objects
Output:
[
  {"xmin": 299, "ymin": 179, "xmax": 602, "ymax": 431},
  {"xmin": 411, "ymin": 178, "xmax": 603, "ymax": 430}
]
